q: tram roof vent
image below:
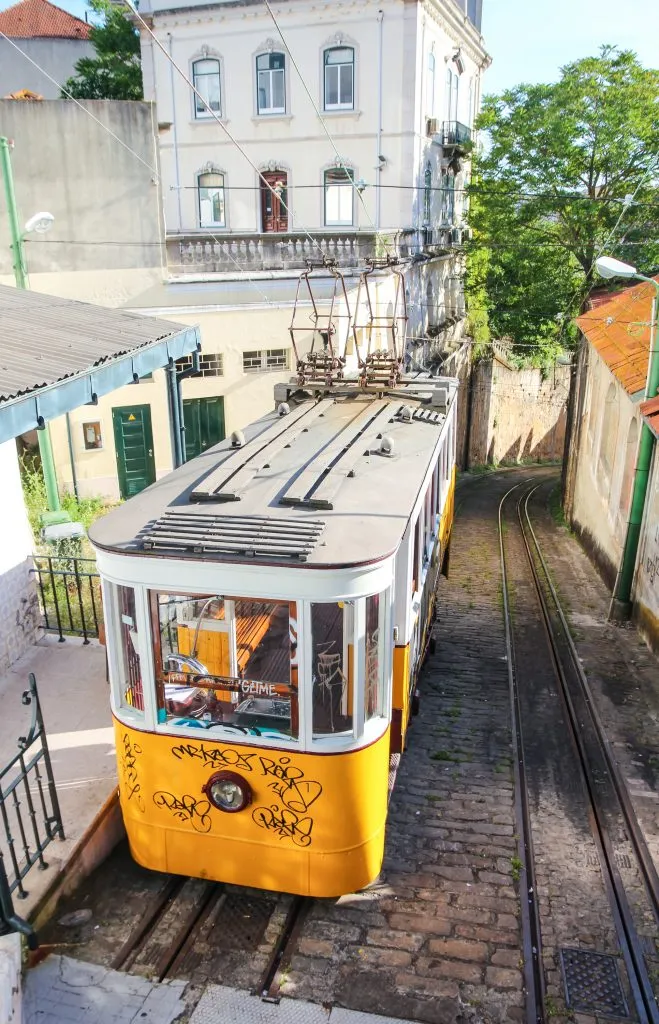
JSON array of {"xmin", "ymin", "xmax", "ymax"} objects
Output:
[{"xmin": 140, "ymin": 511, "xmax": 325, "ymax": 562}]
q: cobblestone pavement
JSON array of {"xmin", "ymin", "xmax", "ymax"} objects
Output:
[{"xmin": 281, "ymin": 472, "xmax": 528, "ymax": 1024}]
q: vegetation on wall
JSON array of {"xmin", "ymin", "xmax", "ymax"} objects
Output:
[
  {"xmin": 62, "ymin": 0, "xmax": 143, "ymax": 101},
  {"xmin": 466, "ymin": 47, "xmax": 659, "ymax": 362}
]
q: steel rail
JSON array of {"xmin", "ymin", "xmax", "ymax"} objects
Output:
[
  {"xmin": 258, "ymin": 895, "xmax": 312, "ymax": 1002},
  {"xmin": 498, "ymin": 481, "xmax": 546, "ymax": 1024},
  {"xmin": 516, "ymin": 484, "xmax": 659, "ymax": 1024},
  {"xmin": 523, "ymin": 486, "xmax": 659, "ymax": 928}
]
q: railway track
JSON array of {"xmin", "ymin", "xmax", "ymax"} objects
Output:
[
  {"xmin": 108, "ymin": 869, "xmax": 313, "ymax": 1001},
  {"xmin": 499, "ymin": 480, "xmax": 659, "ymax": 1024}
]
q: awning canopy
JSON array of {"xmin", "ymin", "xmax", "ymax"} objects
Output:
[{"xmin": 0, "ymin": 285, "xmax": 200, "ymax": 443}]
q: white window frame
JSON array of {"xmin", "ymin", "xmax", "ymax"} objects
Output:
[
  {"xmin": 192, "ymin": 58, "xmax": 221, "ymax": 119},
  {"xmin": 323, "ymin": 46, "xmax": 354, "ymax": 111},
  {"xmin": 256, "ymin": 51, "xmax": 286, "ymax": 115},
  {"xmin": 426, "ymin": 51, "xmax": 436, "ymax": 117},
  {"xmin": 242, "ymin": 348, "xmax": 290, "ymax": 373},
  {"xmin": 197, "ymin": 171, "xmax": 226, "ymax": 228},
  {"xmin": 324, "ymin": 167, "xmax": 354, "ymax": 227}
]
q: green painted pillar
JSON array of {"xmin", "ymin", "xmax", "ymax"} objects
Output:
[
  {"xmin": 0, "ymin": 135, "xmax": 61, "ymax": 513},
  {"xmin": 610, "ymin": 285, "xmax": 659, "ymax": 621}
]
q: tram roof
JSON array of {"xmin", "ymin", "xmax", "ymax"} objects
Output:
[{"xmin": 89, "ymin": 377, "xmax": 457, "ymax": 569}]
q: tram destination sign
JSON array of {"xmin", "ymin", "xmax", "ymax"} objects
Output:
[{"xmin": 165, "ymin": 671, "xmax": 294, "ymax": 698}]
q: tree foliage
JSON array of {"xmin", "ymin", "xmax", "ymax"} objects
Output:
[
  {"xmin": 467, "ymin": 47, "xmax": 659, "ymax": 360},
  {"xmin": 62, "ymin": 0, "xmax": 143, "ymax": 101}
]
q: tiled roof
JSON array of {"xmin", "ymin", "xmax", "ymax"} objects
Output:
[
  {"xmin": 576, "ymin": 275, "xmax": 659, "ymax": 397},
  {"xmin": 0, "ymin": 0, "xmax": 91, "ymax": 39},
  {"xmin": 640, "ymin": 396, "xmax": 659, "ymax": 441}
]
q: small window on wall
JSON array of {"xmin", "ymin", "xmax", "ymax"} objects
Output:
[
  {"xmin": 256, "ymin": 52, "xmax": 286, "ymax": 114},
  {"xmin": 115, "ymin": 585, "xmax": 144, "ymax": 715},
  {"xmin": 311, "ymin": 601, "xmax": 352, "ymax": 736},
  {"xmin": 193, "ymin": 58, "xmax": 221, "ymax": 118},
  {"xmin": 324, "ymin": 46, "xmax": 354, "ymax": 110},
  {"xmin": 82, "ymin": 421, "xmax": 102, "ymax": 450},
  {"xmin": 364, "ymin": 593, "xmax": 385, "ymax": 723},
  {"xmin": 324, "ymin": 168, "xmax": 354, "ymax": 226},
  {"xmin": 198, "ymin": 172, "xmax": 226, "ymax": 228}
]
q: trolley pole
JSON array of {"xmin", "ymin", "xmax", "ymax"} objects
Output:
[{"xmin": 0, "ymin": 136, "xmax": 61, "ymax": 513}]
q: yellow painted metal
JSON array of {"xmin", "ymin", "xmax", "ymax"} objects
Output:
[
  {"xmin": 439, "ymin": 466, "xmax": 456, "ymax": 555},
  {"xmin": 177, "ymin": 624, "xmax": 232, "ymax": 702},
  {"xmin": 115, "ymin": 719, "xmax": 390, "ymax": 897}
]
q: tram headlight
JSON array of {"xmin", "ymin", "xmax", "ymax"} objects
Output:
[{"xmin": 203, "ymin": 771, "xmax": 252, "ymax": 813}]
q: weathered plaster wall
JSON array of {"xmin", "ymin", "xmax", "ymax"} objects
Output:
[{"xmin": 634, "ymin": 449, "xmax": 659, "ymax": 653}]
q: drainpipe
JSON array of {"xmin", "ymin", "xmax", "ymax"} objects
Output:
[
  {"xmin": 168, "ymin": 34, "xmax": 183, "ymax": 232},
  {"xmin": 375, "ymin": 10, "xmax": 384, "ymax": 232},
  {"xmin": 0, "ymin": 136, "xmax": 60, "ymax": 513},
  {"xmin": 65, "ymin": 413, "xmax": 79, "ymax": 499},
  {"xmin": 609, "ymin": 284, "xmax": 659, "ymax": 621},
  {"xmin": 176, "ymin": 350, "xmax": 201, "ymax": 463},
  {"xmin": 167, "ymin": 350, "xmax": 200, "ymax": 468}
]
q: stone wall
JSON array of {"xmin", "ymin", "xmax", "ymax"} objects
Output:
[
  {"xmin": 0, "ymin": 442, "xmax": 39, "ymax": 674},
  {"xmin": 468, "ymin": 356, "xmax": 569, "ymax": 467}
]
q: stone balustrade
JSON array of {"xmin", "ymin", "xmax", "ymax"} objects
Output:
[{"xmin": 166, "ymin": 229, "xmax": 429, "ymax": 276}]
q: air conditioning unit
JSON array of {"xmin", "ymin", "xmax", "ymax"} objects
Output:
[{"xmin": 426, "ymin": 117, "xmax": 439, "ymax": 137}]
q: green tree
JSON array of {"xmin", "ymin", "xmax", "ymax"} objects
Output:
[
  {"xmin": 467, "ymin": 47, "xmax": 659, "ymax": 359},
  {"xmin": 62, "ymin": 0, "xmax": 142, "ymax": 101}
]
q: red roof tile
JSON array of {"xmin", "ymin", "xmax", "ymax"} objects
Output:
[
  {"xmin": 640, "ymin": 395, "xmax": 659, "ymax": 441},
  {"xmin": 0, "ymin": 0, "xmax": 91, "ymax": 39},
  {"xmin": 576, "ymin": 275, "xmax": 659, "ymax": 397}
]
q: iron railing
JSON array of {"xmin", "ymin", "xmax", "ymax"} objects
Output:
[
  {"xmin": 441, "ymin": 120, "xmax": 473, "ymax": 149},
  {"xmin": 0, "ymin": 674, "xmax": 64, "ymax": 947},
  {"xmin": 32, "ymin": 556, "xmax": 102, "ymax": 642}
]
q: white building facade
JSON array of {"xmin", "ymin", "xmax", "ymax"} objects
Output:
[{"xmin": 139, "ymin": 0, "xmax": 489, "ymax": 344}]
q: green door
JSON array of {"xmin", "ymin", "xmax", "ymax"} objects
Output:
[
  {"xmin": 112, "ymin": 405, "xmax": 156, "ymax": 499},
  {"xmin": 183, "ymin": 396, "xmax": 225, "ymax": 461}
]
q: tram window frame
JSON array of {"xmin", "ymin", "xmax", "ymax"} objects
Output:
[
  {"xmin": 107, "ymin": 582, "xmax": 146, "ymax": 720},
  {"xmin": 310, "ymin": 599, "xmax": 355, "ymax": 740},
  {"xmin": 149, "ymin": 589, "xmax": 300, "ymax": 744},
  {"xmin": 364, "ymin": 592, "xmax": 386, "ymax": 724}
]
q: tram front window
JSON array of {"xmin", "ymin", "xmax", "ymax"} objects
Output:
[
  {"xmin": 151, "ymin": 591, "xmax": 298, "ymax": 739},
  {"xmin": 365, "ymin": 592, "xmax": 384, "ymax": 722},
  {"xmin": 311, "ymin": 601, "xmax": 353, "ymax": 735},
  {"xmin": 114, "ymin": 584, "xmax": 145, "ymax": 715}
]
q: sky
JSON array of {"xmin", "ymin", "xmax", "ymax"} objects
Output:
[
  {"xmin": 481, "ymin": 0, "xmax": 657, "ymax": 95},
  {"xmin": 1, "ymin": 0, "xmax": 657, "ymax": 92}
]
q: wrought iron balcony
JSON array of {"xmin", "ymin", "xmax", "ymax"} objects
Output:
[{"xmin": 441, "ymin": 121, "xmax": 473, "ymax": 153}]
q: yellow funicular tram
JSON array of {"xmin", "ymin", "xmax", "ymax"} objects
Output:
[{"xmin": 90, "ymin": 259, "xmax": 458, "ymax": 897}]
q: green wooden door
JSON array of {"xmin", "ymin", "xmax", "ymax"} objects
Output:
[
  {"xmin": 112, "ymin": 405, "xmax": 156, "ymax": 499},
  {"xmin": 183, "ymin": 397, "xmax": 225, "ymax": 461}
]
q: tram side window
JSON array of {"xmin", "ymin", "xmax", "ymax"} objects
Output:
[
  {"xmin": 311, "ymin": 602, "xmax": 353, "ymax": 736},
  {"xmin": 115, "ymin": 585, "xmax": 145, "ymax": 715},
  {"xmin": 364, "ymin": 593, "xmax": 385, "ymax": 722},
  {"xmin": 411, "ymin": 517, "xmax": 420, "ymax": 594},
  {"xmin": 151, "ymin": 591, "xmax": 297, "ymax": 739}
]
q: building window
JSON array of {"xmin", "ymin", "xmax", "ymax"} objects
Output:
[
  {"xmin": 446, "ymin": 67, "xmax": 459, "ymax": 121},
  {"xmin": 198, "ymin": 172, "xmax": 226, "ymax": 228},
  {"xmin": 192, "ymin": 58, "xmax": 221, "ymax": 119},
  {"xmin": 440, "ymin": 170, "xmax": 455, "ymax": 224},
  {"xmin": 82, "ymin": 421, "xmax": 102, "ymax": 450},
  {"xmin": 175, "ymin": 353, "xmax": 224, "ymax": 377},
  {"xmin": 243, "ymin": 349, "xmax": 289, "ymax": 373},
  {"xmin": 423, "ymin": 163, "xmax": 432, "ymax": 224},
  {"xmin": 427, "ymin": 51, "xmax": 435, "ymax": 116},
  {"xmin": 324, "ymin": 47, "xmax": 354, "ymax": 110},
  {"xmin": 597, "ymin": 382, "xmax": 618, "ymax": 488},
  {"xmin": 256, "ymin": 52, "xmax": 286, "ymax": 114},
  {"xmin": 324, "ymin": 168, "xmax": 354, "ymax": 226}
]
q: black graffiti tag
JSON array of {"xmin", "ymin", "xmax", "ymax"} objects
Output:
[
  {"xmin": 172, "ymin": 742, "xmax": 255, "ymax": 773},
  {"xmin": 121, "ymin": 733, "xmax": 145, "ymax": 812},
  {"xmin": 252, "ymin": 804, "xmax": 313, "ymax": 847},
  {"xmin": 259, "ymin": 756, "xmax": 322, "ymax": 813},
  {"xmin": 153, "ymin": 791, "xmax": 211, "ymax": 833}
]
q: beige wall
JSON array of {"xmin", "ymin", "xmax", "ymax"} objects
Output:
[{"xmin": 570, "ymin": 347, "xmax": 642, "ymax": 587}]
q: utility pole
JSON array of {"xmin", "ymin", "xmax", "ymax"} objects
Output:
[{"xmin": 0, "ymin": 136, "xmax": 61, "ymax": 514}]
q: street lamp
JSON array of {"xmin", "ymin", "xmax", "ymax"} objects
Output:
[{"xmin": 594, "ymin": 254, "xmax": 659, "ymax": 621}]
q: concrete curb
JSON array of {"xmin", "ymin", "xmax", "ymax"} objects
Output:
[
  {"xmin": 0, "ymin": 933, "xmax": 22, "ymax": 1023},
  {"xmin": 29, "ymin": 787, "xmax": 124, "ymax": 934}
]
